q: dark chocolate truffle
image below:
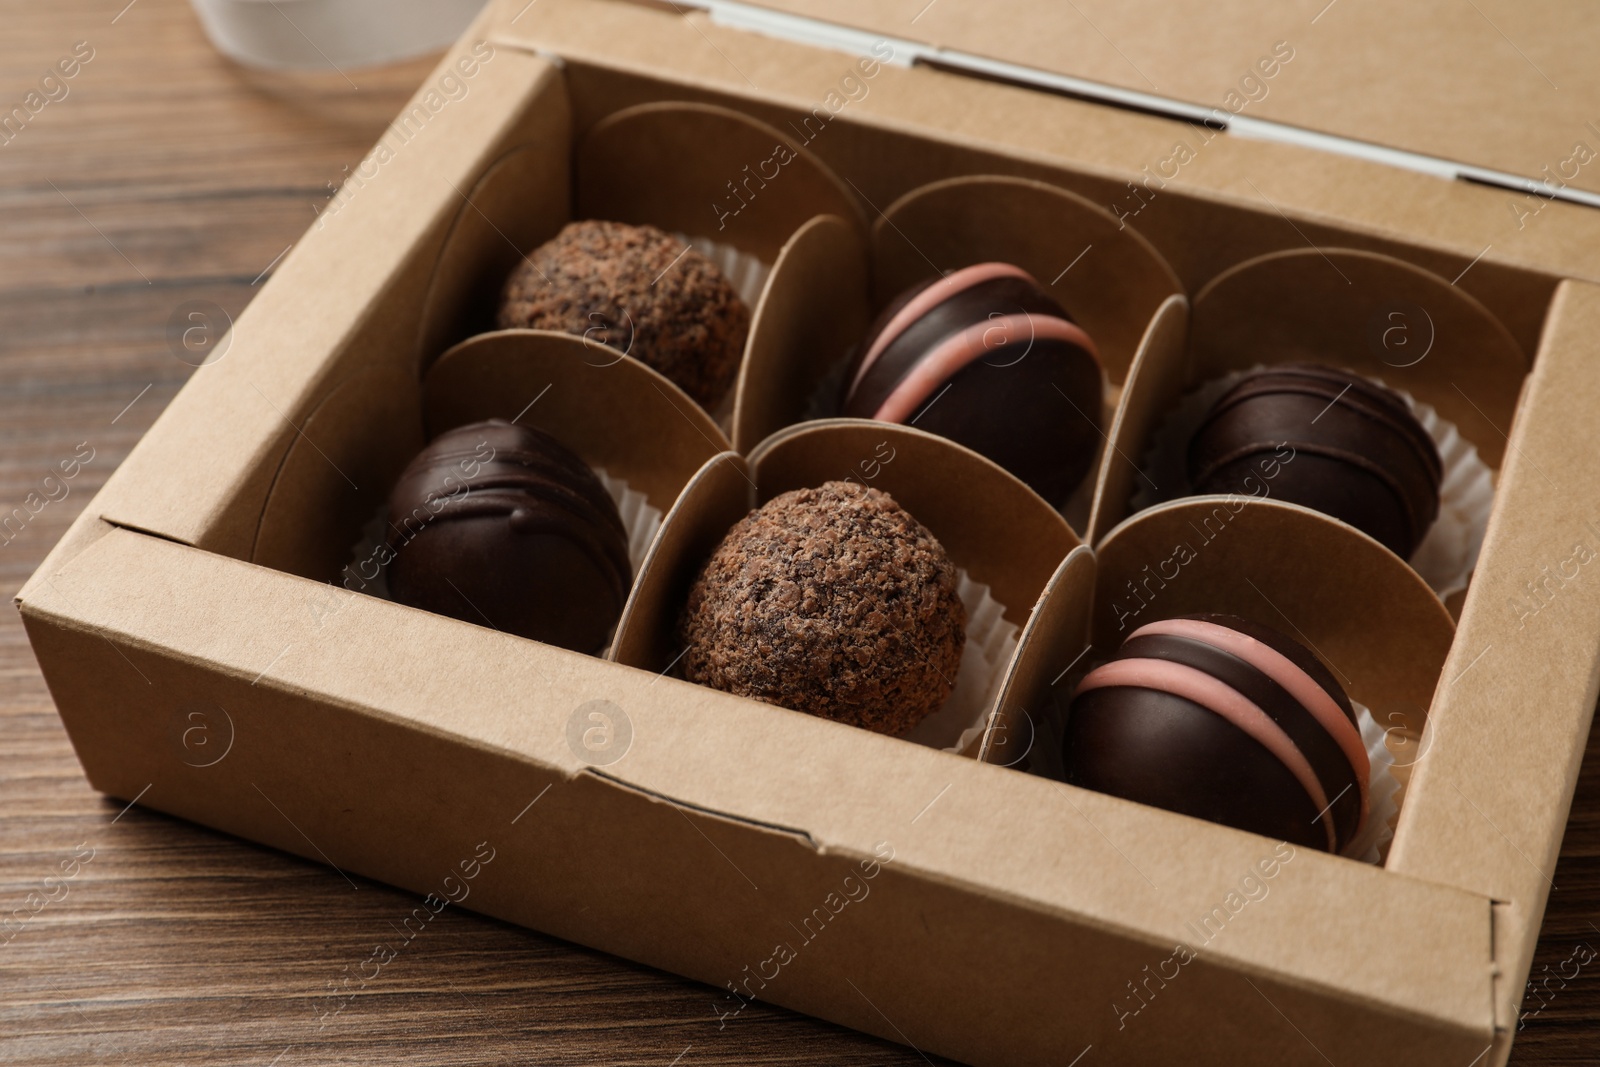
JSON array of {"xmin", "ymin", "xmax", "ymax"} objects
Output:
[
  {"xmin": 497, "ymin": 220, "xmax": 749, "ymax": 410},
  {"xmin": 840, "ymin": 262, "xmax": 1105, "ymax": 504},
  {"xmin": 386, "ymin": 420, "xmax": 631, "ymax": 654},
  {"xmin": 679, "ymin": 480, "xmax": 965, "ymax": 736},
  {"xmin": 1065, "ymin": 614, "xmax": 1369, "ymax": 853},
  {"xmin": 1187, "ymin": 364, "xmax": 1442, "ymax": 558}
]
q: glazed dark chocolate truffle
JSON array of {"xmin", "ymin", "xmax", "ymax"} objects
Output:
[
  {"xmin": 386, "ymin": 420, "xmax": 631, "ymax": 655},
  {"xmin": 1187, "ymin": 364, "xmax": 1442, "ymax": 558},
  {"xmin": 679, "ymin": 480, "xmax": 965, "ymax": 736},
  {"xmin": 1066, "ymin": 614, "xmax": 1369, "ymax": 853},
  {"xmin": 840, "ymin": 262, "xmax": 1105, "ymax": 504},
  {"xmin": 497, "ymin": 220, "xmax": 749, "ymax": 410}
]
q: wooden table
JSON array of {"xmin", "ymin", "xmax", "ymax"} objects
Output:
[{"xmin": 0, "ymin": 2, "xmax": 1594, "ymax": 1064}]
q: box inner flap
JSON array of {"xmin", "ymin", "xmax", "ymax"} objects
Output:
[{"xmin": 708, "ymin": 0, "xmax": 1600, "ymax": 197}]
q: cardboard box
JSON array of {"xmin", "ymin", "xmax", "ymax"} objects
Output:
[{"xmin": 20, "ymin": 1, "xmax": 1600, "ymax": 1063}]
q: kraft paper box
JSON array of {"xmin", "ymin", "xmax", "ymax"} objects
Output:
[{"xmin": 19, "ymin": 2, "xmax": 1600, "ymax": 1064}]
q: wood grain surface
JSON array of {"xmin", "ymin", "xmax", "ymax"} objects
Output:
[{"xmin": 0, "ymin": 2, "xmax": 1595, "ymax": 1065}]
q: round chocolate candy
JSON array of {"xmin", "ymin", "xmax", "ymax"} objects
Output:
[
  {"xmin": 1186, "ymin": 364, "xmax": 1442, "ymax": 559},
  {"xmin": 1065, "ymin": 614, "xmax": 1369, "ymax": 853},
  {"xmin": 840, "ymin": 262, "xmax": 1105, "ymax": 505},
  {"xmin": 679, "ymin": 480, "xmax": 966, "ymax": 736},
  {"xmin": 385, "ymin": 420, "xmax": 632, "ymax": 654},
  {"xmin": 497, "ymin": 220, "xmax": 749, "ymax": 411}
]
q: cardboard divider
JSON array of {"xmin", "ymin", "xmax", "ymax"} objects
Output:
[
  {"xmin": 1093, "ymin": 495, "xmax": 1455, "ymax": 819},
  {"xmin": 576, "ymin": 100, "xmax": 866, "ymax": 264},
  {"xmin": 747, "ymin": 420, "xmax": 1080, "ymax": 626},
  {"xmin": 610, "ymin": 450, "xmax": 754, "ymax": 673},
  {"xmin": 251, "ymin": 366, "xmax": 425, "ymax": 584},
  {"xmin": 1084, "ymin": 292, "xmax": 1190, "ymax": 543},
  {"xmin": 422, "ymin": 329, "xmax": 730, "ymax": 512},
  {"xmin": 613, "ymin": 420, "xmax": 1079, "ymax": 752},
  {"xmin": 978, "ymin": 544, "xmax": 1097, "ymax": 774},
  {"xmin": 1186, "ymin": 247, "xmax": 1526, "ymax": 469},
  {"xmin": 731, "ymin": 213, "xmax": 871, "ymax": 453},
  {"xmin": 869, "ymin": 175, "xmax": 1185, "ymax": 386},
  {"xmin": 414, "ymin": 141, "xmax": 574, "ymax": 374}
]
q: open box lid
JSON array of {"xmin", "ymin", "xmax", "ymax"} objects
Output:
[{"xmin": 695, "ymin": 0, "xmax": 1600, "ymax": 202}]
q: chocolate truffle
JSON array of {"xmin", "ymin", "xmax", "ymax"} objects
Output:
[
  {"xmin": 386, "ymin": 420, "xmax": 631, "ymax": 654},
  {"xmin": 1187, "ymin": 364, "xmax": 1442, "ymax": 558},
  {"xmin": 497, "ymin": 220, "xmax": 749, "ymax": 410},
  {"xmin": 679, "ymin": 480, "xmax": 965, "ymax": 736},
  {"xmin": 840, "ymin": 262, "xmax": 1105, "ymax": 504},
  {"xmin": 1065, "ymin": 614, "xmax": 1369, "ymax": 853}
]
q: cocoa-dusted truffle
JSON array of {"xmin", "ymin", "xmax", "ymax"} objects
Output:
[
  {"xmin": 679, "ymin": 480, "xmax": 965, "ymax": 736},
  {"xmin": 1066, "ymin": 614, "xmax": 1369, "ymax": 853},
  {"xmin": 386, "ymin": 420, "xmax": 631, "ymax": 654},
  {"xmin": 841, "ymin": 262, "xmax": 1105, "ymax": 504},
  {"xmin": 1187, "ymin": 364, "xmax": 1442, "ymax": 558},
  {"xmin": 496, "ymin": 220, "xmax": 749, "ymax": 410}
]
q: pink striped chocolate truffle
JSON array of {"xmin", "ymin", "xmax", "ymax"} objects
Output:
[
  {"xmin": 840, "ymin": 263, "xmax": 1105, "ymax": 505},
  {"xmin": 1065, "ymin": 614, "xmax": 1369, "ymax": 853}
]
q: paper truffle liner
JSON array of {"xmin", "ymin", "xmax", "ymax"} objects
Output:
[
  {"xmin": 611, "ymin": 421, "xmax": 1080, "ymax": 757},
  {"xmin": 990, "ymin": 496, "xmax": 1454, "ymax": 864},
  {"xmin": 669, "ymin": 231, "xmax": 771, "ymax": 432},
  {"xmin": 901, "ymin": 573, "xmax": 1021, "ymax": 753},
  {"xmin": 1131, "ymin": 365, "xmax": 1496, "ymax": 599},
  {"xmin": 1347, "ymin": 703, "xmax": 1402, "ymax": 865}
]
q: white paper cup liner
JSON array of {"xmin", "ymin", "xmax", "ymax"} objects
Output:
[
  {"xmin": 1345, "ymin": 701, "xmax": 1401, "ymax": 866},
  {"xmin": 341, "ymin": 467, "xmax": 660, "ymax": 636},
  {"xmin": 1132, "ymin": 366, "xmax": 1495, "ymax": 598},
  {"xmin": 677, "ymin": 233, "xmax": 771, "ymax": 308},
  {"xmin": 592, "ymin": 468, "xmax": 663, "ymax": 575},
  {"xmin": 672, "ymin": 232, "xmax": 770, "ymax": 431},
  {"xmin": 902, "ymin": 571, "xmax": 1020, "ymax": 753}
]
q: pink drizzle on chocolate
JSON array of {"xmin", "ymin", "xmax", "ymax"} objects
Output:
[
  {"xmin": 1132, "ymin": 616, "xmax": 1369, "ymax": 827},
  {"xmin": 873, "ymin": 314, "xmax": 1101, "ymax": 425},
  {"xmin": 1076, "ymin": 657, "xmax": 1339, "ymax": 852},
  {"xmin": 848, "ymin": 263, "xmax": 1035, "ymax": 397}
]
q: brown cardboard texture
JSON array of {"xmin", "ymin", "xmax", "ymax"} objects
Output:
[
  {"xmin": 718, "ymin": 0, "xmax": 1600, "ymax": 198},
  {"xmin": 415, "ymin": 139, "xmax": 573, "ymax": 370},
  {"xmin": 423, "ymin": 328, "xmax": 729, "ymax": 512},
  {"xmin": 576, "ymin": 100, "xmax": 865, "ymax": 263},
  {"xmin": 1084, "ymin": 292, "xmax": 1189, "ymax": 544},
  {"xmin": 731, "ymin": 213, "xmax": 870, "ymax": 452},
  {"xmin": 252, "ymin": 365, "xmax": 424, "ymax": 584},
  {"xmin": 979, "ymin": 544, "xmax": 1097, "ymax": 774},
  {"xmin": 25, "ymin": 0, "xmax": 1600, "ymax": 1061},
  {"xmin": 747, "ymin": 419, "xmax": 1081, "ymax": 627},
  {"xmin": 1388, "ymin": 278, "xmax": 1600, "ymax": 1035},
  {"xmin": 611, "ymin": 450, "xmax": 753, "ymax": 674}
]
